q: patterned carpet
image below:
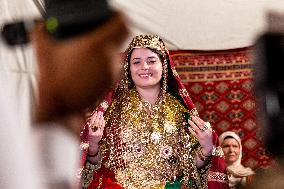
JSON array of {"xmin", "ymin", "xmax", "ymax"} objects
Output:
[{"xmin": 170, "ymin": 48, "xmax": 272, "ymax": 170}]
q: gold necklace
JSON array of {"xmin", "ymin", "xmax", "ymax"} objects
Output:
[
  {"xmin": 103, "ymin": 89, "xmax": 199, "ymax": 189},
  {"xmin": 139, "ymin": 90, "xmax": 165, "ymax": 130}
]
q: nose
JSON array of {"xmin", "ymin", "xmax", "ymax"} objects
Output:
[
  {"xmin": 229, "ymin": 146, "xmax": 234, "ymax": 152},
  {"xmin": 141, "ymin": 61, "xmax": 149, "ymax": 70}
]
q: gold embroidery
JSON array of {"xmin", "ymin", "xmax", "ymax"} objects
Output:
[
  {"xmin": 102, "ymin": 89, "xmax": 199, "ymax": 189},
  {"xmin": 81, "ymin": 160, "xmax": 102, "ymax": 188},
  {"xmin": 125, "ymin": 35, "xmax": 167, "ymax": 58},
  {"xmin": 212, "ymin": 146, "xmax": 224, "ymax": 157},
  {"xmin": 100, "ymin": 100, "xmax": 109, "ymax": 111},
  {"xmin": 189, "ymin": 108, "xmax": 199, "ymax": 117},
  {"xmin": 208, "ymin": 171, "xmax": 228, "ymax": 183},
  {"xmin": 80, "ymin": 142, "xmax": 89, "ymax": 151},
  {"xmin": 172, "ymin": 69, "xmax": 179, "ymax": 77},
  {"xmin": 179, "ymin": 88, "xmax": 190, "ymax": 98},
  {"xmin": 98, "ymin": 176, "xmax": 103, "ymax": 189}
]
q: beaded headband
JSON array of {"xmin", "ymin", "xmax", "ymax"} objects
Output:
[{"xmin": 125, "ymin": 34, "xmax": 169, "ymax": 58}]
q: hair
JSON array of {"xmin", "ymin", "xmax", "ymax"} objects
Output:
[{"xmin": 223, "ymin": 136, "xmax": 236, "ymax": 141}]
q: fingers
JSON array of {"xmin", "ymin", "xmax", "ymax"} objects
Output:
[
  {"xmin": 188, "ymin": 116, "xmax": 203, "ymax": 133},
  {"xmin": 187, "ymin": 116, "xmax": 214, "ymax": 156},
  {"xmin": 94, "ymin": 111, "xmax": 100, "ymax": 129},
  {"xmin": 90, "ymin": 111, "xmax": 105, "ymax": 133},
  {"xmin": 98, "ymin": 111, "xmax": 105, "ymax": 129},
  {"xmin": 188, "ymin": 119, "xmax": 199, "ymax": 133},
  {"xmin": 101, "ymin": 118, "xmax": 105, "ymax": 130},
  {"xmin": 188, "ymin": 126, "xmax": 197, "ymax": 137},
  {"xmin": 188, "ymin": 116, "xmax": 212, "ymax": 134}
]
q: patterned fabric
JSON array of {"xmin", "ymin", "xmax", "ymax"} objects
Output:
[
  {"xmin": 208, "ymin": 171, "xmax": 228, "ymax": 183},
  {"xmin": 79, "ymin": 35, "xmax": 229, "ymax": 189},
  {"xmin": 170, "ymin": 49, "xmax": 273, "ymax": 170}
]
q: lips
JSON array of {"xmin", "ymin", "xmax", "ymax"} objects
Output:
[
  {"xmin": 138, "ymin": 73, "xmax": 153, "ymax": 78},
  {"xmin": 228, "ymin": 154, "xmax": 237, "ymax": 160}
]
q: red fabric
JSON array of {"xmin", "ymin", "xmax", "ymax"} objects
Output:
[
  {"xmin": 209, "ymin": 132, "xmax": 230, "ymax": 189},
  {"xmin": 167, "ymin": 52, "xmax": 229, "ymax": 189},
  {"xmin": 168, "ymin": 55, "xmax": 195, "ymax": 109},
  {"xmin": 170, "ymin": 49, "xmax": 273, "ymax": 170},
  {"xmin": 87, "ymin": 166, "xmax": 123, "ymax": 189}
]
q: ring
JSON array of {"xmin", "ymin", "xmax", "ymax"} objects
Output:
[
  {"xmin": 204, "ymin": 122, "xmax": 211, "ymax": 129},
  {"xmin": 201, "ymin": 122, "xmax": 211, "ymax": 131},
  {"xmin": 91, "ymin": 124, "xmax": 99, "ymax": 132}
]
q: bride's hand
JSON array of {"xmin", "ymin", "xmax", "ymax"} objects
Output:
[
  {"xmin": 88, "ymin": 111, "xmax": 105, "ymax": 154},
  {"xmin": 187, "ymin": 116, "xmax": 213, "ymax": 156}
]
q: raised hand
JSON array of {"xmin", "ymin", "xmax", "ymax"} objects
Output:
[
  {"xmin": 187, "ymin": 116, "xmax": 213, "ymax": 157},
  {"xmin": 88, "ymin": 111, "xmax": 105, "ymax": 155}
]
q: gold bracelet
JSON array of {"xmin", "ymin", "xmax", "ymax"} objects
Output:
[
  {"xmin": 81, "ymin": 160, "xmax": 102, "ymax": 188},
  {"xmin": 197, "ymin": 147, "xmax": 209, "ymax": 162},
  {"xmin": 212, "ymin": 146, "xmax": 224, "ymax": 157}
]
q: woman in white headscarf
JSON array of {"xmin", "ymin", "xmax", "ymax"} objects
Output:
[{"xmin": 219, "ymin": 131, "xmax": 255, "ymax": 189}]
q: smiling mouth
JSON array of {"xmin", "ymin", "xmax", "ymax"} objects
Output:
[{"xmin": 139, "ymin": 73, "xmax": 153, "ymax": 78}]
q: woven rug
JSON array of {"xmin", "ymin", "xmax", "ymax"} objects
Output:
[{"xmin": 170, "ymin": 48, "xmax": 272, "ymax": 170}]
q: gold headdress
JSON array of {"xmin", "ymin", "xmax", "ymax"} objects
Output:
[{"xmin": 125, "ymin": 34, "xmax": 169, "ymax": 58}]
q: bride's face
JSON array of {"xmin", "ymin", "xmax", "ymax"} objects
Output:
[{"xmin": 129, "ymin": 48, "xmax": 163, "ymax": 90}]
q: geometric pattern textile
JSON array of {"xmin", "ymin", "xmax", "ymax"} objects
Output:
[{"xmin": 170, "ymin": 48, "xmax": 273, "ymax": 170}]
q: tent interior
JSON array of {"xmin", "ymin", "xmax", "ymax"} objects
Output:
[{"xmin": 1, "ymin": 0, "xmax": 284, "ymax": 183}]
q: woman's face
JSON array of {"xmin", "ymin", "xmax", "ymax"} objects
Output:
[
  {"xmin": 129, "ymin": 48, "xmax": 163, "ymax": 90},
  {"xmin": 221, "ymin": 138, "xmax": 241, "ymax": 166}
]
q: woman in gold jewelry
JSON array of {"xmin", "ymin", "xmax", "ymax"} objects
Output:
[{"xmin": 80, "ymin": 35, "xmax": 229, "ymax": 189}]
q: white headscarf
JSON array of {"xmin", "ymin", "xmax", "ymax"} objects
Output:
[{"xmin": 219, "ymin": 131, "xmax": 255, "ymax": 189}]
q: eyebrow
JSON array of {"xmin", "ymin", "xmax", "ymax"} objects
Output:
[
  {"xmin": 132, "ymin": 58, "xmax": 140, "ymax": 61},
  {"xmin": 131, "ymin": 56, "xmax": 158, "ymax": 61},
  {"xmin": 147, "ymin": 56, "xmax": 157, "ymax": 59}
]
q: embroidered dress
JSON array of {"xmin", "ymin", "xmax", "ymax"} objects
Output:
[
  {"xmin": 101, "ymin": 89, "xmax": 199, "ymax": 189},
  {"xmin": 79, "ymin": 35, "xmax": 229, "ymax": 189}
]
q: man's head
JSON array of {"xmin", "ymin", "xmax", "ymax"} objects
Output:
[
  {"xmin": 32, "ymin": 11, "xmax": 128, "ymax": 122},
  {"xmin": 43, "ymin": 0, "xmax": 112, "ymax": 39},
  {"xmin": 1, "ymin": 0, "xmax": 128, "ymax": 134}
]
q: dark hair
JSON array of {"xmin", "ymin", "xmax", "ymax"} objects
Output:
[{"xmin": 223, "ymin": 136, "xmax": 236, "ymax": 141}]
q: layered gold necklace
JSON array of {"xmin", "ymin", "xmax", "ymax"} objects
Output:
[{"xmin": 102, "ymin": 89, "xmax": 198, "ymax": 189}]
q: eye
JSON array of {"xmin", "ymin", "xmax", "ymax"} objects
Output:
[
  {"xmin": 132, "ymin": 61, "xmax": 140, "ymax": 65},
  {"xmin": 148, "ymin": 60, "xmax": 156, "ymax": 64},
  {"xmin": 147, "ymin": 59, "xmax": 157, "ymax": 64}
]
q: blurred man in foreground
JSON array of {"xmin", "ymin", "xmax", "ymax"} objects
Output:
[
  {"xmin": 249, "ymin": 12, "xmax": 284, "ymax": 189},
  {"xmin": 1, "ymin": 0, "xmax": 128, "ymax": 188}
]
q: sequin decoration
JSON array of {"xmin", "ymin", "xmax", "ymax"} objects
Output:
[
  {"xmin": 125, "ymin": 35, "xmax": 167, "ymax": 58},
  {"xmin": 101, "ymin": 89, "xmax": 199, "ymax": 189},
  {"xmin": 100, "ymin": 100, "xmax": 109, "ymax": 111},
  {"xmin": 80, "ymin": 142, "xmax": 89, "ymax": 150}
]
